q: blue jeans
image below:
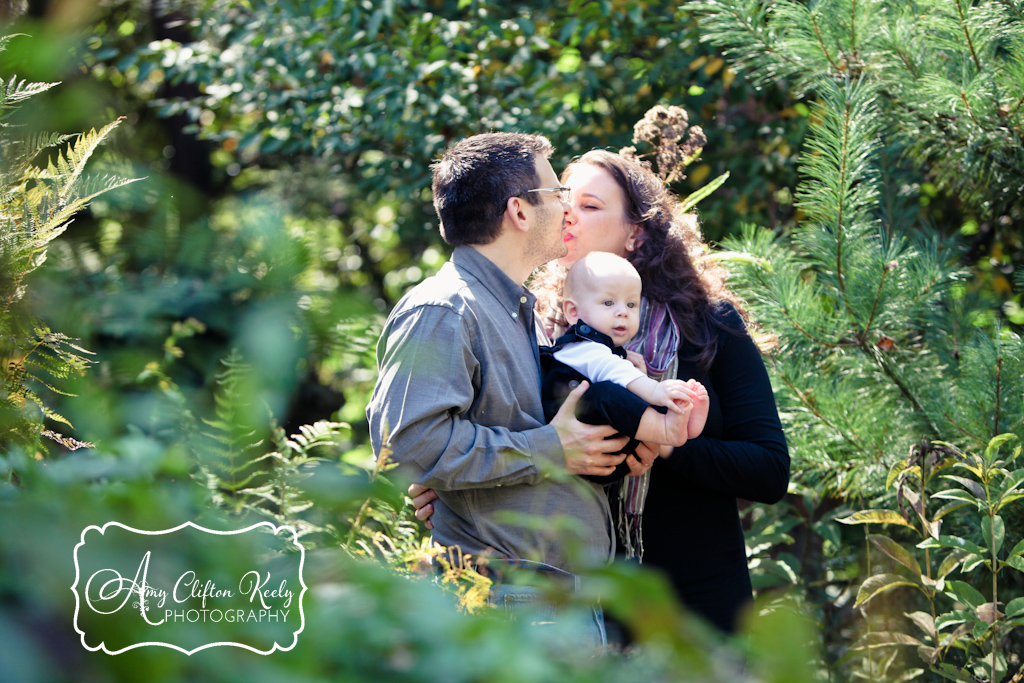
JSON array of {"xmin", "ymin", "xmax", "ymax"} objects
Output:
[{"xmin": 486, "ymin": 559, "xmax": 607, "ymax": 651}]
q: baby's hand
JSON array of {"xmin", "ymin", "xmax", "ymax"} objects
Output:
[
  {"xmin": 651, "ymin": 379, "xmax": 695, "ymax": 414},
  {"xmin": 625, "ymin": 350, "xmax": 647, "ymax": 374}
]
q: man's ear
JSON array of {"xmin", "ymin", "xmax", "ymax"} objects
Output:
[
  {"xmin": 504, "ymin": 196, "xmax": 530, "ymax": 234},
  {"xmin": 563, "ymin": 298, "xmax": 581, "ymax": 325}
]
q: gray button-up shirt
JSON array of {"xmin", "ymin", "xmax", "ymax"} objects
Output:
[{"xmin": 366, "ymin": 246, "xmax": 614, "ymax": 571}]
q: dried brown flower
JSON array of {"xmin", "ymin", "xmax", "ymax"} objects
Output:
[{"xmin": 621, "ymin": 104, "xmax": 704, "ymax": 185}]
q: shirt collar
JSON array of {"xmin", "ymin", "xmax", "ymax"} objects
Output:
[
  {"xmin": 556, "ymin": 321, "xmax": 628, "ymax": 358},
  {"xmin": 452, "ymin": 245, "xmax": 536, "ymax": 317}
]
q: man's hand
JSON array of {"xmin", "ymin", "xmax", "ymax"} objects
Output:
[
  {"xmin": 551, "ymin": 381, "xmax": 629, "ymax": 477},
  {"xmin": 407, "ymin": 483, "xmax": 437, "ymax": 529}
]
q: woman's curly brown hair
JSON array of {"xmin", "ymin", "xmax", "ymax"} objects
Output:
[{"xmin": 531, "ymin": 149, "xmax": 751, "ymax": 371}]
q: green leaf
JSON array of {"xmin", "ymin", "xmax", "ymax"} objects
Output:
[
  {"xmin": 935, "ymin": 610, "xmax": 973, "ymax": 631},
  {"xmin": 984, "ymin": 433, "xmax": 1017, "ymax": 464},
  {"xmin": 836, "ymin": 509, "xmax": 915, "ymax": 529},
  {"xmin": 918, "ymin": 535, "xmax": 984, "ymax": 557},
  {"xmin": 940, "ymin": 475, "xmax": 986, "ymax": 501},
  {"xmin": 931, "ymin": 662, "xmax": 976, "ymax": 682},
  {"xmin": 945, "ymin": 580, "xmax": 986, "ymax": 609},
  {"xmin": 980, "ymin": 515, "xmax": 1004, "ymax": 556},
  {"xmin": 962, "ymin": 554, "xmax": 986, "ymax": 572},
  {"xmin": 933, "ymin": 499, "xmax": 971, "ymax": 521},
  {"xmin": 936, "ymin": 549, "xmax": 966, "ymax": 579},
  {"xmin": 903, "ymin": 611, "xmax": 936, "ymax": 638},
  {"xmin": 997, "ymin": 493, "xmax": 1024, "ymax": 511},
  {"xmin": 869, "ymin": 534, "xmax": 922, "ymax": 576},
  {"xmin": 1009, "ymin": 538, "xmax": 1024, "ymax": 558},
  {"xmin": 1006, "ymin": 555, "xmax": 1024, "ymax": 573},
  {"xmin": 681, "ymin": 171, "xmax": 730, "ymax": 212},
  {"xmin": 931, "ymin": 489, "xmax": 982, "ymax": 509},
  {"xmin": 555, "ymin": 48, "xmax": 582, "ymax": 73},
  {"xmin": 886, "ymin": 460, "xmax": 912, "ymax": 489},
  {"xmin": 1004, "ymin": 597, "xmax": 1024, "ymax": 618},
  {"xmin": 850, "ymin": 631, "xmax": 924, "ymax": 650},
  {"xmin": 855, "ymin": 573, "xmax": 920, "ymax": 607}
]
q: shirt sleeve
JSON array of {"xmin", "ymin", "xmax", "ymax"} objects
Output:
[
  {"xmin": 553, "ymin": 341, "xmax": 647, "ymax": 388},
  {"xmin": 367, "ymin": 303, "xmax": 563, "ymax": 491},
  {"xmin": 660, "ymin": 305, "xmax": 790, "ymax": 503}
]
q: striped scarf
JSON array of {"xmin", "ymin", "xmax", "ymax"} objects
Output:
[{"xmin": 615, "ymin": 297, "xmax": 681, "ymax": 561}]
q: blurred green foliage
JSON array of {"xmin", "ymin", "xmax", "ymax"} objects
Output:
[{"xmin": 2, "ymin": 0, "xmax": 1023, "ymax": 679}]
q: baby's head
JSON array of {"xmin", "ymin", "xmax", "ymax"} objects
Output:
[{"xmin": 562, "ymin": 252, "xmax": 642, "ymax": 346}]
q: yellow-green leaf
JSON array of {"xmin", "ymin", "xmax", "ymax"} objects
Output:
[{"xmin": 855, "ymin": 573, "xmax": 920, "ymax": 607}]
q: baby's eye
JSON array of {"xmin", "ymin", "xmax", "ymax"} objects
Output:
[
  {"xmin": 603, "ymin": 300, "xmax": 614, "ymax": 306},
  {"xmin": 627, "ymin": 302, "xmax": 637, "ymax": 308}
]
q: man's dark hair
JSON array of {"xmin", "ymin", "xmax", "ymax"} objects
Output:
[{"xmin": 431, "ymin": 132, "xmax": 553, "ymax": 246}]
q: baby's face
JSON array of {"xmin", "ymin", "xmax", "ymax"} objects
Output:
[{"xmin": 566, "ymin": 271, "xmax": 642, "ymax": 346}]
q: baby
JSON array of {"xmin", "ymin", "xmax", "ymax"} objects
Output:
[{"xmin": 539, "ymin": 252, "xmax": 709, "ymax": 483}]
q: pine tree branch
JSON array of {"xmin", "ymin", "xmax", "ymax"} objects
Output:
[
  {"xmin": 835, "ymin": 95, "xmax": 856, "ymax": 323},
  {"xmin": 780, "ymin": 306, "xmax": 849, "ymax": 348},
  {"xmin": 810, "ymin": 12, "xmax": 844, "ymax": 75},
  {"xmin": 776, "ymin": 368, "xmax": 873, "ymax": 459},
  {"xmin": 1008, "ymin": 89, "xmax": 1024, "ymax": 119},
  {"xmin": 861, "ymin": 262, "xmax": 893, "ymax": 342},
  {"xmin": 941, "ymin": 407, "xmax": 985, "ymax": 442},
  {"xmin": 849, "ymin": 0, "xmax": 858, "ymax": 53},
  {"xmin": 959, "ymin": 90, "xmax": 985, "ymax": 131},
  {"xmin": 864, "ymin": 344, "xmax": 940, "ymax": 438},
  {"xmin": 953, "ymin": 0, "xmax": 983, "ymax": 73},
  {"xmin": 995, "ymin": 0, "xmax": 1024, "ymax": 21},
  {"xmin": 993, "ymin": 352, "xmax": 1002, "ymax": 438}
]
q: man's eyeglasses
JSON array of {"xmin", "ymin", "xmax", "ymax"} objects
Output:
[{"xmin": 522, "ymin": 186, "xmax": 571, "ymax": 203}]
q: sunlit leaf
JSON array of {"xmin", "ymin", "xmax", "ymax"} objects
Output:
[
  {"xmin": 1005, "ymin": 597, "xmax": 1024, "ymax": 618},
  {"xmin": 836, "ymin": 509, "xmax": 916, "ymax": 529},
  {"xmin": 869, "ymin": 534, "xmax": 922, "ymax": 576},
  {"xmin": 945, "ymin": 580, "xmax": 986, "ymax": 609},
  {"xmin": 855, "ymin": 573, "xmax": 920, "ymax": 607},
  {"xmin": 984, "ymin": 433, "xmax": 1017, "ymax": 464}
]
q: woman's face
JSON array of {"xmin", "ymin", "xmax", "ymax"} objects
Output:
[{"xmin": 558, "ymin": 163, "xmax": 641, "ymax": 268}]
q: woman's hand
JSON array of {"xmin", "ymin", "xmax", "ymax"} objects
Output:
[
  {"xmin": 407, "ymin": 483, "xmax": 438, "ymax": 529},
  {"xmin": 625, "ymin": 441, "xmax": 659, "ymax": 476}
]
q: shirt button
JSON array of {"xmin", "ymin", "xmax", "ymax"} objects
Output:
[
  {"xmin": 580, "ymin": 325, "xmax": 590, "ymax": 333},
  {"xmin": 568, "ymin": 380, "xmax": 580, "ymax": 389},
  {"xmin": 520, "ymin": 295, "xmax": 528, "ymax": 304},
  {"xmin": 511, "ymin": 312, "xmax": 518, "ymax": 319}
]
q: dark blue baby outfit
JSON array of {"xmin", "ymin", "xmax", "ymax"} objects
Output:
[{"xmin": 539, "ymin": 321, "xmax": 665, "ymax": 484}]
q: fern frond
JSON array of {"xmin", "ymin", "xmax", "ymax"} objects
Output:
[
  {"xmin": 0, "ymin": 76, "xmax": 60, "ymax": 112},
  {"xmin": 45, "ymin": 118, "xmax": 126, "ymax": 203}
]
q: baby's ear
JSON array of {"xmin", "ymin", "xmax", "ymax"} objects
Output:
[{"xmin": 563, "ymin": 298, "xmax": 580, "ymax": 325}]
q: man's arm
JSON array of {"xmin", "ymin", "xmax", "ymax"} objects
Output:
[{"xmin": 368, "ymin": 305, "xmax": 627, "ymax": 491}]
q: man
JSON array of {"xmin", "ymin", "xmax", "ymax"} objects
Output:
[{"xmin": 366, "ymin": 133, "xmax": 628, "ymax": 642}]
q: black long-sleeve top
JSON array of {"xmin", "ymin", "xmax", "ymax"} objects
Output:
[{"xmin": 641, "ymin": 302, "xmax": 790, "ymax": 633}]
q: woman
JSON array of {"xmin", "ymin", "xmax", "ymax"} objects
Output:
[{"xmin": 412, "ymin": 149, "xmax": 789, "ymax": 634}]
